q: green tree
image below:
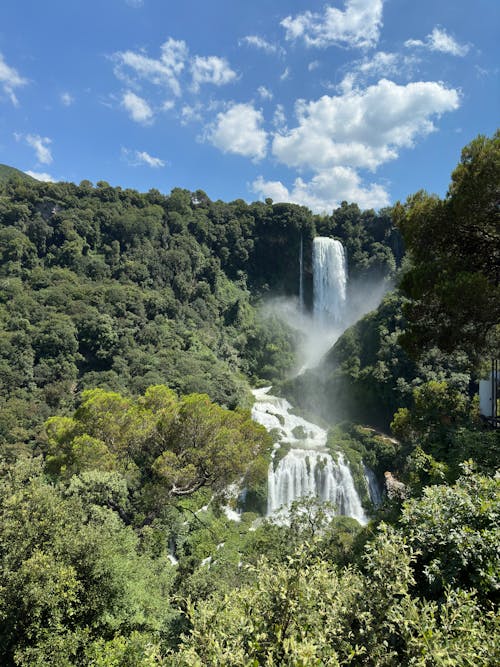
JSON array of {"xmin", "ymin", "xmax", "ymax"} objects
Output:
[
  {"xmin": 399, "ymin": 467, "xmax": 500, "ymax": 603},
  {"xmin": 45, "ymin": 386, "xmax": 271, "ymax": 505},
  {"xmin": 152, "ymin": 392, "xmax": 271, "ymax": 497},
  {"xmin": 397, "ymin": 131, "xmax": 500, "ymax": 362},
  {"xmin": 0, "ymin": 457, "xmax": 176, "ymax": 666}
]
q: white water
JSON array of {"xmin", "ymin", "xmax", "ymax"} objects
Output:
[
  {"xmin": 313, "ymin": 237, "xmax": 347, "ymax": 327},
  {"xmin": 364, "ymin": 464, "xmax": 382, "ymax": 507},
  {"xmin": 291, "ymin": 236, "xmax": 348, "ymax": 369},
  {"xmin": 299, "ymin": 234, "xmax": 304, "ymax": 312},
  {"xmin": 250, "ymin": 237, "xmax": 383, "ymax": 523},
  {"xmin": 252, "ymin": 387, "xmax": 367, "ymax": 524}
]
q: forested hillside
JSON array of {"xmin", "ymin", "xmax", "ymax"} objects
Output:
[
  {"xmin": 0, "ymin": 132, "xmax": 498, "ymax": 666},
  {"xmin": 0, "ymin": 177, "xmax": 398, "ymax": 456}
]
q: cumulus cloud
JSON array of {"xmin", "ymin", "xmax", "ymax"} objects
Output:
[
  {"xmin": 24, "ymin": 134, "xmax": 53, "ymax": 164},
  {"xmin": 252, "ymin": 167, "xmax": 389, "ymax": 212},
  {"xmin": 273, "ymin": 104, "xmax": 287, "ymax": 129},
  {"xmin": 113, "ymin": 38, "xmax": 188, "ymax": 97},
  {"xmin": 60, "ymin": 92, "xmax": 74, "ymax": 106},
  {"xmin": 258, "ymin": 85, "xmax": 273, "ymax": 100},
  {"xmin": 134, "ymin": 150, "xmax": 165, "ymax": 168},
  {"xmin": 113, "ymin": 37, "xmax": 237, "ymax": 99},
  {"xmin": 180, "ymin": 104, "xmax": 204, "ymax": 125},
  {"xmin": 252, "ymin": 176, "xmax": 290, "ymax": 203},
  {"xmin": 253, "ymin": 74, "xmax": 460, "ymax": 213},
  {"xmin": 405, "ymin": 27, "xmax": 470, "ymax": 57},
  {"xmin": 240, "ymin": 35, "xmax": 283, "ymax": 55},
  {"xmin": 0, "ymin": 53, "xmax": 27, "ymax": 106},
  {"xmin": 272, "ymin": 79, "xmax": 460, "ymax": 172},
  {"xmin": 121, "ymin": 91, "xmax": 154, "ymax": 124},
  {"xmin": 122, "ymin": 147, "xmax": 165, "ymax": 167},
  {"xmin": 191, "ymin": 56, "xmax": 237, "ymax": 92},
  {"xmin": 349, "ymin": 51, "xmax": 419, "ymax": 82},
  {"xmin": 281, "ymin": 0, "xmax": 384, "ymax": 49},
  {"xmin": 25, "ymin": 170, "xmax": 55, "ymax": 182},
  {"xmin": 208, "ymin": 103, "xmax": 267, "ymax": 161},
  {"xmin": 162, "ymin": 99, "xmax": 175, "ymax": 111}
]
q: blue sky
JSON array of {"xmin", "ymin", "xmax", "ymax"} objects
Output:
[{"xmin": 0, "ymin": 0, "xmax": 498, "ymax": 211}]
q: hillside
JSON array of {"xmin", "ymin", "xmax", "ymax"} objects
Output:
[
  {"xmin": 0, "ymin": 177, "xmax": 400, "ymax": 455},
  {"xmin": 0, "ymin": 163, "xmax": 36, "ymax": 183},
  {"xmin": 0, "ymin": 132, "xmax": 498, "ymax": 666}
]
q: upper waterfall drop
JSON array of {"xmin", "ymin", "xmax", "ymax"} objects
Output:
[{"xmin": 313, "ymin": 237, "xmax": 347, "ymax": 326}]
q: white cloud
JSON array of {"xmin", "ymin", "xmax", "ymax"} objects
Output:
[
  {"xmin": 308, "ymin": 60, "xmax": 320, "ymax": 71},
  {"xmin": 208, "ymin": 103, "xmax": 267, "ymax": 161},
  {"xmin": 272, "ymin": 79, "xmax": 460, "ymax": 172},
  {"xmin": 135, "ymin": 150, "xmax": 165, "ymax": 167},
  {"xmin": 181, "ymin": 104, "xmax": 204, "ymax": 124},
  {"xmin": 252, "ymin": 176, "xmax": 290, "ymax": 203},
  {"xmin": 60, "ymin": 92, "xmax": 74, "ymax": 106},
  {"xmin": 162, "ymin": 99, "xmax": 175, "ymax": 111},
  {"xmin": 121, "ymin": 91, "xmax": 154, "ymax": 124},
  {"xmin": 280, "ymin": 67, "xmax": 290, "ymax": 81},
  {"xmin": 0, "ymin": 53, "xmax": 27, "ymax": 106},
  {"xmin": 113, "ymin": 37, "xmax": 237, "ymax": 98},
  {"xmin": 191, "ymin": 56, "xmax": 237, "ymax": 92},
  {"xmin": 240, "ymin": 35, "xmax": 283, "ymax": 55},
  {"xmin": 255, "ymin": 76, "xmax": 459, "ymax": 213},
  {"xmin": 252, "ymin": 167, "xmax": 389, "ymax": 212},
  {"xmin": 258, "ymin": 85, "xmax": 273, "ymax": 100},
  {"xmin": 273, "ymin": 104, "xmax": 287, "ymax": 129},
  {"xmin": 122, "ymin": 147, "xmax": 165, "ymax": 167},
  {"xmin": 113, "ymin": 38, "xmax": 188, "ymax": 97},
  {"xmin": 125, "ymin": 0, "xmax": 144, "ymax": 7},
  {"xmin": 281, "ymin": 0, "xmax": 384, "ymax": 49},
  {"xmin": 405, "ymin": 27, "xmax": 470, "ymax": 57},
  {"xmin": 24, "ymin": 134, "xmax": 53, "ymax": 164},
  {"xmin": 356, "ymin": 51, "xmax": 418, "ymax": 79},
  {"xmin": 337, "ymin": 52, "xmax": 420, "ymax": 91},
  {"xmin": 25, "ymin": 170, "xmax": 55, "ymax": 182}
]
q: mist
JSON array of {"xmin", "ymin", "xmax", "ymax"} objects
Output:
[{"xmin": 262, "ymin": 276, "xmax": 393, "ymax": 377}]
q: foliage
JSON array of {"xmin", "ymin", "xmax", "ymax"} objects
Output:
[
  {"xmin": 45, "ymin": 385, "xmax": 272, "ymax": 513},
  {"xmin": 0, "ymin": 164, "xmax": 35, "ymax": 184},
  {"xmin": 0, "ymin": 176, "xmax": 398, "ymax": 452},
  {"xmin": 175, "ymin": 545, "xmax": 365, "ymax": 666},
  {"xmin": 175, "ymin": 510, "xmax": 499, "ymax": 666},
  {"xmin": 399, "ymin": 467, "xmax": 500, "ymax": 603},
  {"xmin": 1, "ymin": 137, "xmax": 498, "ymax": 664},
  {"xmin": 282, "ymin": 288, "xmax": 477, "ymax": 433},
  {"xmin": 0, "ymin": 457, "xmax": 176, "ymax": 666},
  {"xmin": 396, "ymin": 131, "xmax": 500, "ymax": 362},
  {"xmin": 389, "ymin": 381, "xmax": 499, "ymax": 490}
]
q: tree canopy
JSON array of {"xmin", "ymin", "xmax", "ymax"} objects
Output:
[
  {"xmin": 0, "ymin": 132, "xmax": 499, "ymax": 665},
  {"xmin": 396, "ymin": 131, "xmax": 500, "ymax": 362}
]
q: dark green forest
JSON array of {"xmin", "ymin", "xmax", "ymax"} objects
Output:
[{"xmin": 0, "ymin": 132, "xmax": 498, "ymax": 665}]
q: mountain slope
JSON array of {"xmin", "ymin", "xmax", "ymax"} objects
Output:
[{"xmin": 0, "ymin": 164, "xmax": 36, "ymax": 183}]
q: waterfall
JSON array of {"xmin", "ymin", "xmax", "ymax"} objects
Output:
[
  {"xmin": 252, "ymin": 387, "xmax": 367, "ymax": 524},
  {"xmin": 364, "ymin": 464, "xmax": 382, "ymax": 507},
  {"xmin": 299, "ymin": 234, "xmax": 304, "ymax": 312},
  {"xmin": 313, "ymin": 237, "xmax": 347, "ymax": 326},
  {"xmin": 249, "ymin": 236, "xmax": 378, "ymax": 524}
]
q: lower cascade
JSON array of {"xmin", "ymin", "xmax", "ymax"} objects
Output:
[{"xmin": 252, "ymin": 387, "xmax": 369, "ymax": 524}]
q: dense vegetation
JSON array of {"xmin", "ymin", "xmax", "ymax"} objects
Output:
[
  {"xmin": 0, "ymin": 177, "xmax": 398, "ymax": 458},
  {"xmin": 0, "ymin": 131, "xmax": 498, "ymax": 665}
]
